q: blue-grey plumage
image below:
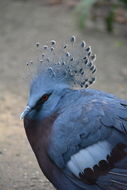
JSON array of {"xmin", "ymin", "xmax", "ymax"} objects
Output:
[{"xmin": 21, "ymin": 36, "xmax": 127, "ymax": 190}]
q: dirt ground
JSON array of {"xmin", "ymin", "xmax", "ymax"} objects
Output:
[{"xmin": 0, "ymin": 0, "xmax": 127, "ymax": 190}]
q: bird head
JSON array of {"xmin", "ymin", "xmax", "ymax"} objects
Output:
[{"xmin": 20, "ymin": 36, "xmax": 96, "ymax": 120}]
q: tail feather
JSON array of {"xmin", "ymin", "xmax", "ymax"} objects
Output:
[
  {"xmin": 111, "ymin": 180, "xmax": 127, "ymax": 190},
  {"xmin": 97, "ymin": 168, "xmax": 127, "ymax": 190}
]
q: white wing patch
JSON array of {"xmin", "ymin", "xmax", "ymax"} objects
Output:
[{"xmin": 67, "ymin": 141, "xmax": 111, "ymax": 177}]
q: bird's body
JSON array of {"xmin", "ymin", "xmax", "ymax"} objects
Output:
[{"xmin": 21, "ymin": 36, "xmax": 127, "ymax": 190}]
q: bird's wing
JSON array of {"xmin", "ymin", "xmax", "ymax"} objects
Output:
[{"xmin": 48, "ymin": 92, "xmax": 127, "ymax": 190}]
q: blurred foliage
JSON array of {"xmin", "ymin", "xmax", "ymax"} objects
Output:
[
  {"xmin": 115, "ymin": 40, "xmax": 124, "ymax": 47},
  {"xmin": 75, "ymin": 0, "xmax": 97, "ymax": 29},
  {"xmin": 75, "ymin": 0, "xmax": 127, "ymax": 33},
  {"xmin": 120, "ymin": 0, "xmax": 127, "ymax": 7},
  {"xmin": 105, "ymin": 9, "xmax": 115, "ymax": 32}
]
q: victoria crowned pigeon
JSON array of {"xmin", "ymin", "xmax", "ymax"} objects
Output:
[{"xmin": 20, "ymin": 36, "xmax": 127, "ymax": 190}]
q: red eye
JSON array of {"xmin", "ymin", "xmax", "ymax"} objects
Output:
[
  {"xmin": 41, "ymin": 94, "xmax": 49, "ymax": 101},
  {"xmin": 35, "ymin": 94, "xmax": 51, "ymax": 108}
]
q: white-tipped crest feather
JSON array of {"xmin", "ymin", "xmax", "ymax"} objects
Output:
[{"xmin": 26, "ymin": 36, "xmax": 97, "ymax": 89}]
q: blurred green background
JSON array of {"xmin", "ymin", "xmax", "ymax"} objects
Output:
[
  {"xmin": 0, "ymin": 0, "xmax": 127, "ymax": 190},
  {"xmin": 76, "ymin": 0, "xmax": 127, "ymax": 33}
]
